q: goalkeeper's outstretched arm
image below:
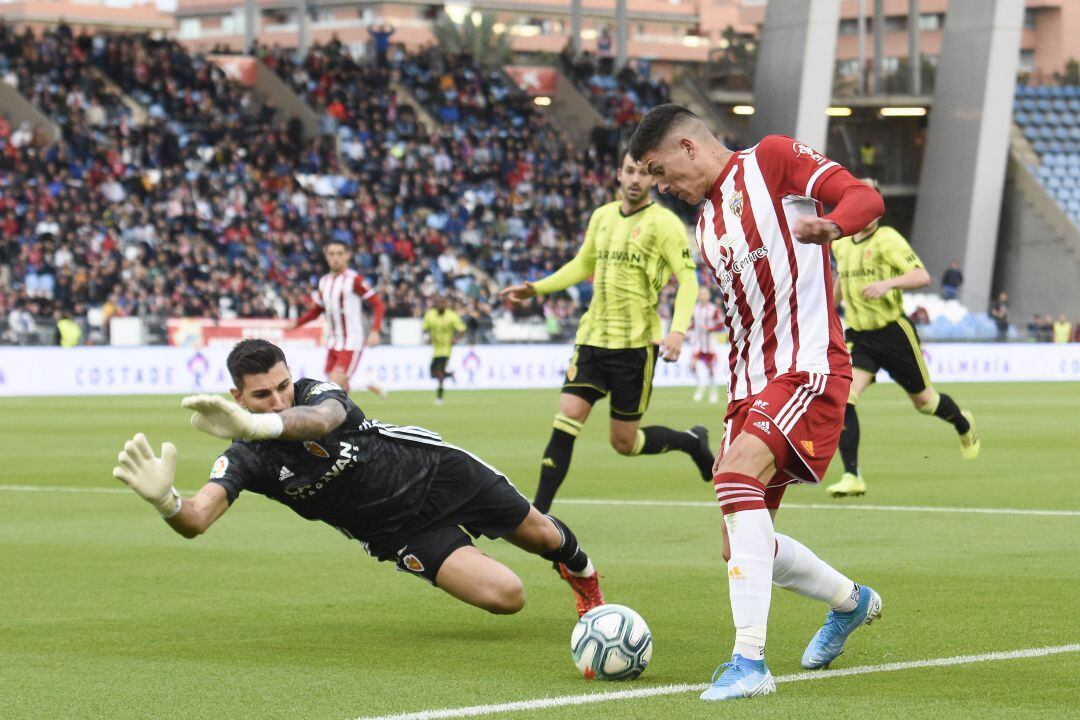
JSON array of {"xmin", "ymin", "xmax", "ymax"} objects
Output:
[
  {"xmin": 112, "ymin": 433, "xmax": 230, "ymax": 539},
  {"xmin": 167, "ymin": 483, "xmax": 230, "ymax": 539}
]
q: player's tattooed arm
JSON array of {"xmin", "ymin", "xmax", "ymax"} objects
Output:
[
  {"xmin": 184, "ymin": 394, "xmax": 346, "ymax": 441},
  {"xmin": 278, "ymin": 400, "xmax": 347, "ymax": 441}
]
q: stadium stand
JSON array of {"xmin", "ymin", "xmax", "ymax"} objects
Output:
[
  {"xmin": 1015, "ymin": 83, "xmax": 1080, "ymax": 228},
  {"xmin": 560, "ymin": 47, "xmax": 671, "ymax": 140},
  {"xmin": 0, "ymin": 32, "xmax": 650, "ymax": 345}
]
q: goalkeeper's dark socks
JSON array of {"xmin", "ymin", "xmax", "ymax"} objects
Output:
[
  {"xmin": 540, "ymin": 515, "xmax": 589, "ymax": 574},
  {"xmin": 635, "ymin": 426, "xmax": 698, "ymax": 455},
  {"xmin": 932, "ymin": 393, "xmax": 970, "ymax": 434},
  {"xmin": 839, "ymin": 403, "xmax": 861, "ymax": 475},
  {"xmin": 533, "ymin": 414, "xmax": 583, "ymax": 514},
  {"xmin": 436, "ymin": 383, "xmax": 444, "ymax": 400}
]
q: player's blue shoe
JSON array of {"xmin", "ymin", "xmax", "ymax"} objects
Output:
[
  {"xmin": 699, "ymin": 654, "xmax": 776, "ymax": 701},
  {"xmin": 801, "ymin": 584, "xmax": 882, "ymax": 669}
]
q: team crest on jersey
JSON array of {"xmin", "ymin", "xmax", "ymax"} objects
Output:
[
  {"xmin": 728, "ymin": 190, "xmax": 744, "ymax": 218},
  {"xmin": 210, "ymin": 456, "xmax": 229, "ymax": 479},
  {"xmin": 800, "ymin": 440, "xmax": 816, "ymax": 457},
  {"xmin": 304, "ymin": 441, "xmax": 330, "ymax": 458},
  {"xmin": 864, "ymin": 248, "xmax": 874, "ymax": 261},
  {"xmin": 402, "ymin": 554, "xmax": 425, "ymax": 573},
  {"xmin": 631, "ymin": 226, "xmax": 642, "ymax": 239}
]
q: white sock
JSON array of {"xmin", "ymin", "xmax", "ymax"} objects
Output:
[
  {"xmin": 568, "ymin": 557, "xmax": 595, "ymax": 578},
  {"xmin": 726, "ymin": 508, "xmax": 774, "ymax": 661},
  {"xmin": 772, "ymin": 533, "xmax": 858, "ymax": 611}
]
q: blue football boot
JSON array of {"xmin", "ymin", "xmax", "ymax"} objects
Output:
[
  {"xmin": 699, "ymin": 654, "xmax": 776, "ymax": 701},
  {"xmin": 801, "ymin": 584, "xmax": 882, "ymax": 669}
]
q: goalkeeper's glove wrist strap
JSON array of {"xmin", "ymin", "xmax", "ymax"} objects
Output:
[
  {"xmin": 249, "ymin": 413, "xmax": 284, "ymax": 440},
  {"xmin": 156, "ymin": 487, "xmax": 182, "ymax": 519}
]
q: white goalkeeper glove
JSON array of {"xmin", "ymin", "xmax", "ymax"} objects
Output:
[
  {"xmin": 181, "ymin": 394, "xmax": 284, "ymax": 441},
  {"xmin": 112, "ymin": 433, "xmax": 182, "ymax": 518}
]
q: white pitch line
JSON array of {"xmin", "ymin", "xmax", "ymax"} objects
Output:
[
  {"xmin": 0, "ymin": 484, "xmax": 129, "ymax": 494},
  {"xmin": 1, "ymin": 485, "xmax": 1078, "ymax": 518},
  {"xmin": 350, "ymin": 644, "xmax": 1080, "ymax": 720},
  {"xmin": 558, "ymin": 497, "xmax": 1080, "ymax": 518}
]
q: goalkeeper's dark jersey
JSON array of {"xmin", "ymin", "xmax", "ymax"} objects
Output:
[{"xmin": 207, "ymin": 378, "xmax": 445, "ymax": 542}]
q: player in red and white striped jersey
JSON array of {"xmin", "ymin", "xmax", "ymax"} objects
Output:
[
  {"xmin": 294, "ymin": 239, "xmax": 387, "ymax": 396},
  {"xmin": 631, "ymin": 105, "xmax": 885, "ymax": 700},
  {"xmin": 687, "ymin": 286, "xmax": 725, "ymax": 403}
]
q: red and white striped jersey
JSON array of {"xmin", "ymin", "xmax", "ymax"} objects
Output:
[
  {"xmin": 695, "ymin": 135, "xmax": 850, "ymax": 401},
  {"xmin": 687, "ymin": 301, "xmax": 724, "ymax": 355},
  {"xmin": 313, "ymin": 270, "xmax": 377, "ymax": 351}
]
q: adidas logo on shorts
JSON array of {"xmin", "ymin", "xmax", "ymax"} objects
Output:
[
  {"xmin": 752, "ymin": 420, "xmax": 771, "ymax": 435},
  {"xmin": 279, "ymin": 466, "xmax": 295, "ymax": 482}
]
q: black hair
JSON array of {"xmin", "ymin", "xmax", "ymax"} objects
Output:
[
  {"xmin": 628, "ymin": 104, "xmax": 702, "ymax": 161},
  {"xmin": 226, "ymin": 339, "xmax": 287, "ymax": 388},
  {"xmin": 323, "ymin": 238, "xmax": 350, "ymax": 251}
]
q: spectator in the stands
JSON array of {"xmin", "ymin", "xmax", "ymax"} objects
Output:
[
  {"xmin": 940, "ymin": 260, "xmax": 963, "ymax": 300},
  {"xmin": 1052, "ymin": 314, "xmax": 1073, "ymax": 344},
  {"xmin": 990, "ymin": 291, "xmax": 1009, "ymax": 341},
  {"xmin": 1028, "ymin": 314, "xmax": 1053, "ymax": 342},
  {"xmin": 55, "ymin": 310, "xmax": 83, "ymax": 347},
  {"xmin": 368, "ymin": 24, "xmax": 395, "ymax": 68},
  {"xmin": 859, "ymin": 140, "xmax": 878, "ymax": 181}
]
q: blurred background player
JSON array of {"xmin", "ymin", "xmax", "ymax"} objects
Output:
[
  {"xmin": 829, "ymin": 181, "xmax": 981, "ymax": 497},
  {"xmin": 112, "ymin": 339, "xmax": 605, "ymax": 618},
  {"xmin": 500, "ymin": 152, "xmax": 714, "ymax": 514},
  {"xmin": 423, "ymin": 295, "xmax": 466, "ymax": 405},
  {"xmin": 688, "ymin": 286, "xmax": 725, "ymax": 403},
  {"xmin": 631, "ymin": 105, "xmax": 885, "ymax": 701},
  {"xmin": 294, "ymin": 239, "xmax": 386, "ymax": 397}
]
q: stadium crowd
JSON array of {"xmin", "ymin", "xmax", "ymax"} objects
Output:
[
  {"xmin": 1, "ymin": 25, "xmax": 1074, "ymax": 347},
  {"xmin": 2, "ymin": 28, "xmax": 645, "ymax": 345}
]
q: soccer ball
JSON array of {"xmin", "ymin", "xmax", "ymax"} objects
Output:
[{"xmin": 570, "ymin": 604, "xmax": 653, "ymax": 680}]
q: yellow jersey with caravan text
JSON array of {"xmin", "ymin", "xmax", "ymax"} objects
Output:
[
  {"xmin": 423, "ymin": 309, "xmax": 466, "ymax": 357},
  {"xmin": 832, "ymin": 225, "xmax": 924, "ymax": 331},
  {"xmin": 542, "ymin": 201, "xmax": 697, "ymax": 348}
]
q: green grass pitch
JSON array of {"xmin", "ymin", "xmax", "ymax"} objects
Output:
[{"xmin": 1, "ymin": 382, "xmax": 1078, "ymax": 719}]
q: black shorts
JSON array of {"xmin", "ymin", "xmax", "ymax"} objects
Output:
[
  {"xmin": 846, "ymin": 317, "xmax": 931, "ymax": 395},
  {"xmin": 371, "ymin": 447, "xmax": 531, "ymax": 586},
  {"xmin": 562, "ymin": 344, "xmax": 657, "ymax": 421},
  {"xmin": 430, "ymin": 355, "xmax": 449, "ymax": 377}
]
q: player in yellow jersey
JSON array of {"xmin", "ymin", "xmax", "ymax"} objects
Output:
[
  {"xmin": 423, "ymin": 295, "xmax": 466, "ymax": 405},
  {"xmin": 500, "ymin": 153, "xmax": 715, "ymax": 513},
  {"xmin": 828, "ymin": 181, "xmax": 980, "ymax": 497}
]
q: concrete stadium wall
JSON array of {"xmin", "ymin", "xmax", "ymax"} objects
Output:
[
  {"xmin": 749, "ymin": 0, "xmax": 840, "ymax": 150},
  {"xmin": 548, "ymin": 67, "xmax": 605, "ymax": 152},
  {"xmin": 0, "ymin": 82, "xmax": 60, "ymax": 144},
  {"xmin": 254, "ymin": 61, "xmax": 319, "ymax": 141},
  {"xmin": 912, "ymin": 0, "xmax": 1025, "ymax": 314},
  {"xmin": 995, "ymin": 154, "xmax": 1080, "ymax": 321}
]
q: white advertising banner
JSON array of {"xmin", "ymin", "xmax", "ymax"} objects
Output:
[{"xmin": 0, "ymin": 343, "xmax": 1078, "ymax": 397}]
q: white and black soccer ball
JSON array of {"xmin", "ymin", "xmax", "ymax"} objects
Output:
[{"xmin": 570, "ymin": 604, "xmax": 653, "ymax": 680}]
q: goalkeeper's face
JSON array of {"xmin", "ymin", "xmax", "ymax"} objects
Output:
[{"xmin": 230, "ymin": 361, "xmax": 295, "ymax": 414}]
